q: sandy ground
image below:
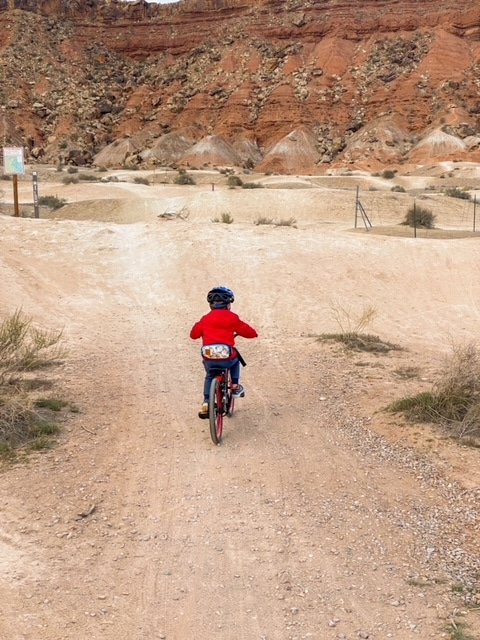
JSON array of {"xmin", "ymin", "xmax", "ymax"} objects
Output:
[{"xmin": 0, "ymin": 164, "xmax": 479, "ymax": 640}]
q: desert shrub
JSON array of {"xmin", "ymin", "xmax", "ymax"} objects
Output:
[
  {"xmin": 254, "ymin": 216, "xmax": 275, "ymax": 225},
  {"xmin": 0, "ymin": 392, "xmax": 36, "ymax": 451},
  {"xmin": 0, "ymin": 310, "xmax": 66, "ymax": 384},
  {"xmin": 62, "ymin": 175, "xmax": 78, "ymax": 185},
  {"xmin": 67, "ymin": 166, "xmax": 78, "ymax": 174},
  {"xmin": 382, "ymin": 169, "xmax": 396, "ymax": 179},
  {"xmin": 78, "ymin": 173, "xmax": 99, "ymax": 182},
  {"xmin": 388, "ymin": 342, "xmax": 480, "ymax": 441},
  {"xmin": 212, "ymin": 213, "xmax": 234, "ymax": 224},
  {"xmin": 0, "ymin": 390, "xmax": 66, "ymax": 455},
  {"xmin": 402, "ymin": 205, "xmax": 436, "ymax": 228},
  {"xmin": 253, "ymin": 216, "xmax": 297, "ymax": 227},
  {"xmin": 242, "ymin": 182, "xmax": 263, "ymax": 189},
  {"xmin": 276, "ymin": 217, "xmax": 297, "ymax": 227},
  {"xmin": 0, "ymin": 310, "xmax": 69, "ymax": 459},
  {"xmin": 319, "ymin": 332, "xmax": 400, "ymax": 353},
  {"xmin": 174, "ymin": 169, "xmax": 196, "ymax": 185},
  {"xmin": 317, "ymin": 302, "xmax": 401, "ymax": 353},
  {"xmin": 227, "ymin": 175, "xmax": 243, "ymax": 187},
  {"xmin": 444, "ymin": 186, "xmax": 471, "ymax": 200},
  {"xmin": 318, "ymin": 302, "xmax": 400, "ymax": 353},
  {"xmin": 134, "ymin": 176, "xmax": 150, "ymax": 185},
  {"xmin": 391, "ymin": 185, "xmax": 406, "ymax": 193},
  {"xmin": 38, "ymin": 195, "xmax": 67, "ymax": 210},
  {"xmin": 34, "ymin": 398, "xmax": 68, "ymax": 411}
]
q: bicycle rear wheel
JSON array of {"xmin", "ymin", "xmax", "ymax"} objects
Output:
[
  {"xmin": 209, "ymin": 377, "xmax": 223, "ymax": 445},
  {"xmin": 226, "ymin": 368, "xmax": 235, "ymax": 416}
]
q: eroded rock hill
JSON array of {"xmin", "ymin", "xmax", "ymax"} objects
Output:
[{"xmin": 1, "ymin": 0, "xmax": 480, "ymax": 173}]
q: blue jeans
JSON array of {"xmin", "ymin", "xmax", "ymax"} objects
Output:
[{"xmin": 202, "ymin": 357, "xmax": 240, "ymax": 400}]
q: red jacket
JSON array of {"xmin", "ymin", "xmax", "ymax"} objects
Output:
[{"xmin": 190, "ymin": 309, "xmax": 258, "ymax": 356}]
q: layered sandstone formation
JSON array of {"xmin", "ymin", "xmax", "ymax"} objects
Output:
[{"xmin": 0, "ymin": 0, "xmax": 479, "ymax": 172}]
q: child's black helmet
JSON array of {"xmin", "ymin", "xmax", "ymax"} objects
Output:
[{"xmin": 207, "ymin": 286, "xmax": 235, "ymax": 308}]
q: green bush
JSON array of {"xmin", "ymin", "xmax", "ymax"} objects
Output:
[
  {"xmin": 134, "ymin": 177, "xmax": 150, "ymax": 186},
  {"xmin": 212, "ymin": 213, "xmax": 234, "ymax": 224},
  {"xmin": 38, "ymin": 195, "xmax": 67, "ymax": 210},
  {"xmin": 382, "ymin": 169, "xmax": 396, "ymax": 179},
  {"xmin": 227, "ymin": 175, "xmax": 243, "ymax": 187},
  {"xmin": 254, "ymin": 216, "xmax": 274, "ymax": 225},
  {"xmin": 242, "ymin": 182, "xmax": 263, "ymax": 189},
  {"xmin": 402, "ymin": 205, "xmax": 436, "ymax": 228},
  {"xmin": 0, "ymin": 310, "xmax": 66, "ymax": 383},
  {"xmin": 0, "ymin": 310, "xmax": 69, "ymax": 459},
  {"xmin": 276, "ymin": 217, "xmax": 297, "ymax": 227},
  {"xmin": 445, "ymin": 187, "xmax": 471, "ymax": 200},
  {"xmin": 387, "ymin": 342, "xmax": 480, "ymax": 441},
  {"xmin": 174, "ymin": 169, "xmax": 196, "ymax": 185}
]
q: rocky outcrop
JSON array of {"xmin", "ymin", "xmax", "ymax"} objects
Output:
[{"xmin": 1, "ymin": 0, "xmax": 480, "ymax": 173}]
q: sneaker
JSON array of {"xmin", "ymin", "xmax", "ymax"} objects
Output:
[
  {"xmin": 232, "ymin": 384, "xmax": 245, "ymax": 398},
  {"xmin": 198, "ymin": 402, "xmax": 209, "ymax": 419}
]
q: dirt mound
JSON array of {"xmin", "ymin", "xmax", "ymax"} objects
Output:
[{"xmin": 178, "ymin": 134, "xmax": 244, "ymax": 168}]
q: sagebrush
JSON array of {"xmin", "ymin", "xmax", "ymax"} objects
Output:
[
  {"xmin": 402, "ymin": 205, "xmax": 436, "ymax": 228},
  {"xmin": 388, "ymin": 342, "xmax": 480, "ymax": 442},
  {"xmin": 0, "ymin": 310, "xmax": 69, "ymax": 459},
  {"xmin": 0, "ymin": 310, "xmax": 66, "ymax": 384}
]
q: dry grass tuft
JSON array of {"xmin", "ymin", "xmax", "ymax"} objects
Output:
[{"xmin": 388, "ymin": 342, "xmax": 480, "ymax": 444}]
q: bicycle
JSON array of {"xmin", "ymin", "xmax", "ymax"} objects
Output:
[
  {"xmin": 208, "ymin": 364, "xmax": 235, "ymax": 445},
  {"xmin": 200, "ymin": 342, "xmax": 247, "ymax": 445}
]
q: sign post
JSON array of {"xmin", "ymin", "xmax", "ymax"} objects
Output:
[
  {"xmin": 3, "ymin": 147, "xmax": 25, "ymax": 217},
  {"xmin": 32, "ymin": 171, "xmax": 39, "ymax": 218}
]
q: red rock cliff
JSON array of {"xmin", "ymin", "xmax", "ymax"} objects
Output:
[{"xmin": 1, "ymin": 0, "xmax": 479, "ymax": 171}]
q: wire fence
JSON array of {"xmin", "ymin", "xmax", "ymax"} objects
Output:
[{"xmin": 355, "ymin": 188, "xmax": 479, "ymax": 235}]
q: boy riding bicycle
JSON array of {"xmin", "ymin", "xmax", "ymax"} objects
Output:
[{"xmin": 190, "ymin": 286, "xmax": 258, "ymax": 419}]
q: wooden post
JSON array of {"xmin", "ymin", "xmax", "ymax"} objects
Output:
[
  {"xmin": 355, "ymin": 185, "xmax": 359, "ymax": 228},
  {"xmin": 474, "ymin": 194, "xmax": 477, "ymax": 233}
]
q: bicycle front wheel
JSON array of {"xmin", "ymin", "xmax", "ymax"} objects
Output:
[{"xmin": 209, "ymin": 377, "xmax": 223, "ymax": 445}]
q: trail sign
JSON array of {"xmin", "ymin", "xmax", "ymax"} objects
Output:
[{"xmin": 3, "ymin": 146, "xmax": 25, "ymax": 175}]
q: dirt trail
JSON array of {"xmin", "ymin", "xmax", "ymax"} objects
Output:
[{"xmin": 0, "ymin": 174, "xmax": 479, "ymax": 639}]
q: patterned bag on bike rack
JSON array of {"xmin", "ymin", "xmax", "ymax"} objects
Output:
[{"xmin": 201, "ymin": 344, "xmax": 232, "ymax": 360}]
